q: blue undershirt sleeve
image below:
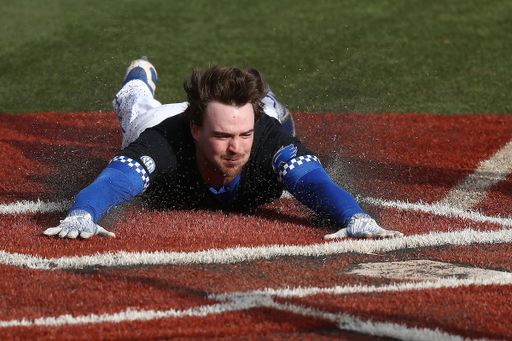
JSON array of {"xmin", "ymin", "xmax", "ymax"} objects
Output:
[
  {"xmin": 68, "ymin": 156, "xmax": 149, "ymax": 223},
  {"xmin": 273, "ymin": 148, "xmax": 363, "ymax": 225}
]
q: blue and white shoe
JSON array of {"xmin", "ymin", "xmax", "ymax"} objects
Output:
[
  {"xmin": 122, "ymin": 56, "xmax": 158, "ymax": 95},
  {"xmin": 265, "ymin": 87, "xmax": 295, "ymax": 136}
]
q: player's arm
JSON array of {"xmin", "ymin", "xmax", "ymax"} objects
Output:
[
  {"xmin": 44, "ymin": 130, "xmax": 174, "ymax": 239},
  {"xmin": 43, "ymin": 155, "xmax": 150, "ymax": 239},
  {"xmin": 272, "ymin": 144, "xmax": 403, "ymax": 239}
]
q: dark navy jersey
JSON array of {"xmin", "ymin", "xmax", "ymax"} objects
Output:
[
  {"xmin": 118, "ymin": 114, "xmax": 315, "ymax": 210},
  {"xmin": 70, "ymin": 113, "xmax": 363, "ymax": 225}
]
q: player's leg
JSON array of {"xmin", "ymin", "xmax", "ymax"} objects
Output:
[
  {"xmin": 113, "ymin": 57, "xmax": 187, "ymax": 148},
  {"xmin": 113, "ymin": 57, "xmax": 160, "ymax": 141},
  {"xmin": 262, "ymin": 86, "xmax": 296, "ymax": 136}
]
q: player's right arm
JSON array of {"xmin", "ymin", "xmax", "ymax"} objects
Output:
[
  {"xmin": 43, "ymin": 155, "xmax": 149, "ymax": 239},
  {"xmin": 44, "ymin": 129, "xmax": 176, "ymax": 239},
  {"xmin": 265, "ymin": 120, "xmax": 402, "ymax": 239}
]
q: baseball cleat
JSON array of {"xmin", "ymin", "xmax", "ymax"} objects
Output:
[
  {"xmin": 266, "ymin": 86, "xmax": 295, "ymax": 136},
  {"xmin": 122, "ymin": 56, "xmax": 158, "ymax": 95}
]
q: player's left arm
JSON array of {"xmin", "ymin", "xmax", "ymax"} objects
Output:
[
  {"xmin": 272, "ymin": 144, "xmax": 403, "ymax": 239},
  {"xmin": 44, "ymin": 129, "xmax": 174, "ymax": 239}
]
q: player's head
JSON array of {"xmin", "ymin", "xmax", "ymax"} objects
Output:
[
  {"xmin": 182, "ymin": 65, "xmax": 266, "ymax": 127},
  {"xmin": 185, "ymin": 66, "xmax": 266, "ymax": 187}
]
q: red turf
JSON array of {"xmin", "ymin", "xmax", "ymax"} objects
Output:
[{"xmin": 2, "ymin": 112, "xmax": 512, "ymax": 340}]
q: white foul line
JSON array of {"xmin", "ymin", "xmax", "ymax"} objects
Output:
[
  {"xmin": 1, "ymin": 227, "xmax": 512, "ymax": 270},
  {"xmin": 1, "ymin": 196, "xmax": 511, "ymax": 270},
  {"xmin": 0, "ymin": 199, "xmax": 70, "ymax": 215},
  {"xmin": 3, "ymin": 195, "xmax": 512, "ymax": 226},
  {"xmin": 0, "ymin": 301, "xmax": 247, "ymax": 328},
  {"xmin": 268, "ymin": 299, "xmax": 491, "ymax": 341},
  {"xmin": 0, "ymin": 278, "xmax": 501, "ymax": 341},
  {"xmin": 357, "ymin": 196, "xmax": 512, "ymax": 227},
  {"xmin": 1, "ymin": 198, "xmax": 508, "ymax": 340},
  {"xmin": 437, "ymin": 139, "xmax": 512, "ymax": 211},
  {"xmin": 211, "ymin": 273, "xmax": 512, "ymax": 301}
]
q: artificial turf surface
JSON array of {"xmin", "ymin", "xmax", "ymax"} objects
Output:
[{"xmin": 2, "ymin": 0, "xmax": 511, "ymax": 115}]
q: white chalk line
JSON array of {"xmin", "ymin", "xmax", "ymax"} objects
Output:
[
  {"xmin": 0, "ymin": 278, "xmax": 502, "ymax": 341},
  {"xmin": 211, "ymin": 273, "xmax": 512, "ymax": 301},
  {"xmin": 2, "ymin": 227, "xmax": 512, "ymax": 270},
  {"xmin": 1, "ymin": 196, "xmax": 512, "ymax": 270},
  {"xmin": 357, "ymin": 196, "xmax": 512, "ymax": 227},
  {"xmin": 3, "ymin": 196, "xmax": 512, "ymax": 226},
  {"xmin": 1, "ymin": 199, "xmax": 509, "ymax": 340},
  {"xmin": 0, "ymin": 301, "xmax": 245, "ymax": 328},
  {"xmin": 3, "ymin": 124, "xmax": 510, "ymax": 340},
  {"xmin": 0, "ymin": 199, "xmax": 70, "ymax": 215},
  {"xmin": 438, "ymin": 139, "xmax": 512, "ymax": 211}
]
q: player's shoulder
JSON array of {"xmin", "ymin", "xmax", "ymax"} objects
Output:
[
  {"xmin": 251, "ymin": 115, "xmax": 310, "ymax": 161},
  {"xmin": 153, "ymin": 113, "xmax": 187, "ymax": 129},
  {"xmin": 254, "ymin": 115, "xmax": 289, "ymax": 138},
  {"xmin": 255, "ymin": 114, "xmax": 280, "ymax": 127},
  {"xmin": 149, "ymin": 113, "xmax": 190, "ymax": 140}
]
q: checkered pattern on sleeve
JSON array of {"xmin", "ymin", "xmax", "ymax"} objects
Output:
[
  {"xmin": 277, "ymin": 155, "xmax": 320, "ymax": 182},
  {"xmin": 110, "ymin": 155, "xmax": 150, "ymax": 190}
]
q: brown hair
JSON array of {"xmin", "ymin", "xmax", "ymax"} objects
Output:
[{"xmin": 182, "ymin": 65, "xmax": 267, "ymax": 126}]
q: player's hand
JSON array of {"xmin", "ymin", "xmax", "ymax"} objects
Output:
[
  {"xmin": 43, "ymin": 210, "xmax": 115, "ymax": 239},
  {"xmin": 324, "ymin": 213, "xmax": 403, "ymax": 239}
]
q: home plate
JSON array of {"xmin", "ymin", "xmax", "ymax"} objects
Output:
[{"xmin": 347, "ymin": 260, "xmax": 511, "ymax": 280}]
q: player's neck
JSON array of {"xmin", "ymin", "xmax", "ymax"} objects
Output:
[{"xmin": 200, "ymin": 170, "xmax": 237, "ymax": 188}]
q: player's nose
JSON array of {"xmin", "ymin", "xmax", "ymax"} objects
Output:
[{"xmin": 227, "ymin": 137, "xmax": 242, "ymax": 154}]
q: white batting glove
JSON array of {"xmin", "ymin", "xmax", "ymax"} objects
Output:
[
  {"xmin": 43, "ymin": 210, "xmax": 115, "ymax": 239},
  {"xmin": 324, "ymin": 213, "xmax": 403, "ymax": 239}
]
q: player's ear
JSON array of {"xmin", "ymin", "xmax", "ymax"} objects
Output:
[{"xmin": 190, "ymin": 122, "xmax": 201, "ymax": 142}]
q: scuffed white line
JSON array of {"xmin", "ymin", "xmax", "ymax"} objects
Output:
[
  {"xmin": 1, "ymin": 197, "xmax": 505, "ymax": 340},
  {"xmin": 2, "ymin": 228, "xmax": 512, "ymax": 270},
  {"xmin": 0, "ymin": 200, "xmax": 70, "ymax": 215},
  {"xmin": 0, "ymin": 301, "xmax": 252, "ymax": 328},
  {"xmin": 437, "ymin": 139, "xmax": 512, "ymax": 211},
  {"xmin": 1, "ymin": 280, "xmax": 498, "ymax": 341},
  {"xmin": 4, "ymin": 196, "xmax": 512, "ymax": 227},
  {"xmin": 268, "ymin": 300, "xmax": 490, "ymax": 341},
  {"xmin": 358, "ymin": 196, "xmax": 512, "ymax": 227},
  {"xmin": 211, "ymin": 274, "xmax": 512, "ymax": 301},
  {"xmin": 213, "ymin": 278, "xmax": 510, "ymax": 341},
  {"xmin": 1, "ymin": 196, "xmax": 511, "ymax": 270}
]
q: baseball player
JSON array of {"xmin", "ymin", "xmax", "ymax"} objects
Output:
[{"xmin": 44, "ymin": 57, "xmax": 403, "ymax": 240}]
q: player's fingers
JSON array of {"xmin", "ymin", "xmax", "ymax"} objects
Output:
[
  {"xmin": 79, "ymin": 231, "xmax": 94, "ymax": 239},
  {"xmin": 58, "ymin": 228, "xmax": 70, "ymax": 238},
  {"xmin": 369, "ymin": 231, "xmax": 392, "ymax": 238},
  {"xmin": 323, "ymin": 228, "xmax": 348, "ymax": 240},
  {"xmin": 96, "ymin": 225, "xmax": 116, "ymax": 238},
  {"xmin": 43, "ymin": 227, "xmax": 62, "ymax": 236},
  {"xmin": 67, "ymin": 229, "xmax": 79, "ymax": 239},
  {"xmin": 351, "ymin": 231, "xmax": 375, "ymax": 238},
  {"xmin": 79, "ymin": 224, "xmax": 95, "ymax": 239},
  {"xmin": 372, "ymin": 230, "xmax": 403, "ymax": 238},
  {"xmin": 352, "ymin": 230, "xmax": 398, "ymax": 239},
  {"xmin": 79, "ymin": 225, "xmax": 115, "ymax": 239},
  {"xmin": 324, "ymin": 227, "xmax": 403, "ymax": 240}
]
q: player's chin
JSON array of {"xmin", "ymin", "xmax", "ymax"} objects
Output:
[
  {"xmin": 221, "ymin": 160, "xmax": 246, "ymax": 177},
  {"xmin": 221, "ymin": 164, "xmax": 243, "ymax": 177}
]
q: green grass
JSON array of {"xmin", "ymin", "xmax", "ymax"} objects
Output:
[{"xmin": 1, "ymin": 0, "xmax": 511, "ymax": 114}]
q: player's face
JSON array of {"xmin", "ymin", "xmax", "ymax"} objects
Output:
[{"xmin": 191, "ymin": 100, "xmax": 255, "ymax": 187}]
